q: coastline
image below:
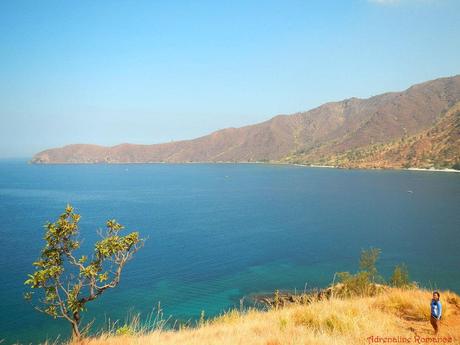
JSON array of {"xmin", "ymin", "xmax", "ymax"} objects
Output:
[
  {"xmin": 291, "ymin": 162, "xmax": 460, "ymax": 173},
  {"xmin": 27, "ymin": 159, "xmax": 460, "ymax": 173},
  {"xmin": 406, "ymin": 167, "xmax": 460, "ymax": 173}
]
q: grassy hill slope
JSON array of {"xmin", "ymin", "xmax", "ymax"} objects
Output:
[{"xmin": 69, "ymin": 287, "xmax": 460, "ymax": 345}]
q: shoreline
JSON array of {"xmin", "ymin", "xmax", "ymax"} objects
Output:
[
  {"xmin": 299, "ymin": 164, "xmax": 460, "ymax": 173},
  {"xmin": 405, "ymin": 167, "xmax": 460, "ymax": 173},
  {"xmin": 27, "ymin": 160, "xmax": 460, "ymax": 173}
]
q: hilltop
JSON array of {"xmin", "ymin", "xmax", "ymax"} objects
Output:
[
  {"xmin": 69, "ymin": 287, "xmax": 460, "ymax": 345},
  {"xmin": 32, "ymin": 75, "xmax": 460, "ymax": 169}
]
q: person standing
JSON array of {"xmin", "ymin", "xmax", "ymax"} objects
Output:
[{"xmin": 430, "ymin": 291, "xmax": 442, "ymax": 334}]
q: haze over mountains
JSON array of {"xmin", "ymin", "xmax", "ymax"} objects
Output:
[{"xmin": 32, "ymin": 75, "xmax": 460, "ymax": 169}]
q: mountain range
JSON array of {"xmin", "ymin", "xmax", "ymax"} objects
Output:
[{"xmin": 32, "ymin": 75, "xmax": 460, "ymax": 169}]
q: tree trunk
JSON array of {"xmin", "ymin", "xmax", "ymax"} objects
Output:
[{"xmin": 71, "ymin": 312, "xmax": 81, "ymax": 340}]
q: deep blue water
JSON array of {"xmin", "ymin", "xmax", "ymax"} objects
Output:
[{"xmin": 0, "ymin": 160, "xmax": 459, "ymax": 344}]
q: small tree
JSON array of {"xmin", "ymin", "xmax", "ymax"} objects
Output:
[
  {"xmin": 24, "ymin": 205, "xmax": 144, "ymax": 340},
  {"xmin": 335, "ymin": 247, "xmax": 384, "ymax": 297},
  {"xmin": 359, "ymin": 247, "xmax": 382, "ymax": 283},
  {"xmin": 390, "ymin": 264, "xmax": 410, "ymax": 287},
  {"xmin": 336, "ymin": 271, "xmax": 372, "ymax": 296}
]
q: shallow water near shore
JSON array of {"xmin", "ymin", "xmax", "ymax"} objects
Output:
[{"xmin": 0, "ymin": 160, "xmax": 459, "ymax": 344}]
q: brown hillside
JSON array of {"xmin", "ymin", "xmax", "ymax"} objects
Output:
[
  {"xmin": 31, "ymin": 75, "xmax": 460, "ymax": 167},
  {"xmin": 288, "ymin": 101, "xmax": 460, "ymax": 169}
]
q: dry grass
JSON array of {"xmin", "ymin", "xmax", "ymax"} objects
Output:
[
  {"xmin": 373, "ymin": 288, "xmax": 457, "ymax": 321},
  {"xmin": 61, "ymin": 287, "xmax": 460, "ymax": 345}
]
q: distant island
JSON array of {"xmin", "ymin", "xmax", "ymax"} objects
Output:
[{"xmin": 32, "ymin": 75, "xmax": 460, "ymax": 170}]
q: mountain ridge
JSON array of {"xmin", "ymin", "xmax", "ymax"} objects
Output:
[{"xmin": 32, "ymin": 75, "xmax": 460, "ymax": 169}]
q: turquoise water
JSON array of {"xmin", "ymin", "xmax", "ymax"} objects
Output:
[{"xmin": 0, "ymin": 160, "xmax": 459, "ymax": 344}]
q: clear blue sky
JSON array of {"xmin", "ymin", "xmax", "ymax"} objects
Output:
[{"xmin": 1, "ymin": 0, "xmax": 459, "ymax": 157}]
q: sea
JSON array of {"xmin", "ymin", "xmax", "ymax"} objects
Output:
[{"xmin": 0, "ymin": 159, "xmax": 459, "ymax": 344}]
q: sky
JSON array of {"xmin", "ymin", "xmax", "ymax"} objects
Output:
[{"xmin": 1, "ymin": 0, "xmax": 460, "ymax": 157}]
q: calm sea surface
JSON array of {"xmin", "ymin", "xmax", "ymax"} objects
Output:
[{"xmin": 0, "ymin": 160, "xmax": 459, "ymax": 344}]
